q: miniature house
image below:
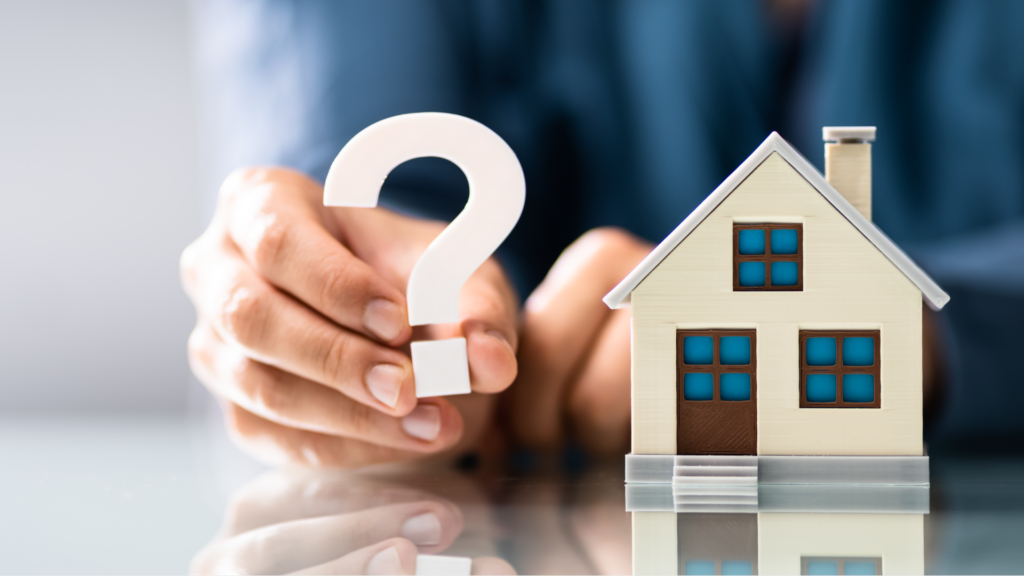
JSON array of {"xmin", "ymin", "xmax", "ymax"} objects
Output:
[
  {"xmin": 633, "ymin": 503, "xmax": 925, "ymax": 575},
  {"xmin": 605, "ymin": 127, "xmax": 949, "ymax": 485}
]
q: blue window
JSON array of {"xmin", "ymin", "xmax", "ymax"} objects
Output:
[
  {"xmin": 771, "ymin": 261, "xmax": 799, "ymax": 286},
  {"xmin": 806, "ymin": 337, "xmax": 837, "ymax": 366},
  {"xmin": 684, "ymin": 373, "xmax": 714, "ymax": 401},
  {"xmin": 843, "ymin": 561, "xmax": 879, "ymax": 575},
  {"xmin": 738, "ymin": 262, "xmax": 766, "ymax": 287},
  {"xmin": 722, "ymin": 561, "xmax": 754, "ymax": 575},
  {"xmin": 685, "ymin": 561, "xmax": 716, "ymax": 575},
  {"xmin": 734, "ymin": 224, "xmax": 802, "ymax": 291},
  {"xmin": 806, "ymin": 561, "xmax": 839, "ymax": 576},
  {"xmin": 720, "ymin": 373, "xmax": 751, "ymax": 401},
  {"xmin": 738, "ymin": 229, "xmax": 765, "ymax": 255},
  {"xmin": 843, "ymin": 374, "xmax": 875, "ymax": 402},
  {"xmin": 719, "ymin": 336, "xmax": 751, "ymax": 365},
  {"xmin": 800, "ymin": 331, "xmax": 880, "ymax": 408},
  {"xmin": 771, "ymin": 228, "xmax": 799, "ymax": 254},
  {"xmin": 683, "ymin": 336, "xmax": 714, "ymax": 364},
  {"xmin": 843, "ymin": 337, "xmax": 875, "ymax": 366},
  {"xmin": 806, "ymin": 374, "xmax": 837, "ymax": 402},
  {"xmin": 678, "ymin": 330, "xmax": 756, "ymax": 403}
]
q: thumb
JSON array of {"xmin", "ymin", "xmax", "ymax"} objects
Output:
[
  {"xmin": 337, "ymin": 207, "xmax": 519, "ymax": 394},
  {"xmin": 453, "ymin": 258, "xmax": 520, "ymax": 394}
]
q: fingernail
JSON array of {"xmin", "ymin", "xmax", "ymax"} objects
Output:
[
  {"xmin": 486, "ymin": 329, "xmax": 511, "ymax": 349},
  {"xmin": 366, "ymin": 545, "xmax": 403, "ymax": 575},
  {"xmin": 402, "ymin": 404, "xmax": 441, "ymax": 441},
  {"xmin": 402, "ymin": 512, "xmax": 442, "ymax": 546},
  {"xmin": 364, "ymin": 299, "xmax": 404, "ymax": 342},
  {"xmin": 366, "ymin": 364, "xmax": 404, "ymax": 408}
]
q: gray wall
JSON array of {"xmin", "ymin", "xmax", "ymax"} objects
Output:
[{"xmin": 0, "ymin": 0, "xmax": 202, "ymax": 411}]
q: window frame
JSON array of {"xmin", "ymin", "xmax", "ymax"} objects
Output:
[
  {"xmin": 677, "ymin": 329, "xmax": 757, "ymax": 403},
  {"xmin": 732, "ymin": 223, "xmax": 804, "ymax": 291},
  {"xmin": 801, "ymin": 556, "xmax": 882, "ymax": 575},
  {"xmin": 799, "ymin": 330, "xmax": 881, "ymax": 408}
]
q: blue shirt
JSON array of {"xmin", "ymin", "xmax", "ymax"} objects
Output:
[{"xmin": 193, "ymin": 0, "xmax": 1024, "ymax": 450}]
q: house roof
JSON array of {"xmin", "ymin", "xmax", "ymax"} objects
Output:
[{"xmin": 602, "ymin": 132, "xmax": 950, "ymax": 311}]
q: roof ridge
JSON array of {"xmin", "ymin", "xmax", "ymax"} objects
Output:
[{"xmin": 602, "ymin": 132, "xmax": 950, "ymax": 310}]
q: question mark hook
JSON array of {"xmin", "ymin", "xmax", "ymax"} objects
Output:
[{"xmin": 323, "ymin": 113, "xmax": 526, "ymax": 397}]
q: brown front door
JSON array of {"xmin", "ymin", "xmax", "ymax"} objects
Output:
[{"xmin": 677, "ymin": 329, "xmax": 757, "ymax": 455}]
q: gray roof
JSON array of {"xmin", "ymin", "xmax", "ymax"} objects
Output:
[{"xmin": 603, "ymin": 132, "xmax": 950, "ymax": 311}]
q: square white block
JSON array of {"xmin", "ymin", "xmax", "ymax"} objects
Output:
[
  {"xmin": 411, "ymin": 337, "xmax": 471, "ymax": 397},
  {"xmin": 416, "ymin": 554, "xmax": 472, "ymax": 575}
]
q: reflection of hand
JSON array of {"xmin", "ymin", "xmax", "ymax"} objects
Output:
[
  {"xmin": 180, "ymin": 168, "xmax": 519, "ymax": 467},
  {"xmin": 507, "ymin": 228, "xmax": 652, "ymax": 454},
  {"xmin": 191, "ymin": 470, "xmax": 515, "ymax": 575}
]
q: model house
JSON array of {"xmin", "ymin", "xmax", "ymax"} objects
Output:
[
  {"xmin": 605, "ymin": 127, "xmax": 949, "ymax": 485},
  {"xmin": 633, "ymin": 503, "xmax": 925, "ymax": 575}
]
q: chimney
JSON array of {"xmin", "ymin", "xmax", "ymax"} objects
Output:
[{"xmin": 823, "ymin": 126, "xmax": 875, "ymax": 221}]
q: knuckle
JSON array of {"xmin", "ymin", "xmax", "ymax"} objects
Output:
[
  {"xmin": 219, "ymin": 281, "xmax": 268, "ymax": 348},
  {"xmin": 318, "ymin": 329, "xmax": 350, "ymax": 385},
  {"xmin": 581, "ymin": 226, "xmax": 638, "ymax": 255},
  {"xmin": 218, "ymin": 167, "xmax": 265, "ymax": 202},
  {"xmin": 248, "ymin": 214, "xmax": 290, "ymax": 272},
  {"xmin": 247, "ymin": 368, "xmax": 292, "ymax": 414},
  {"xmin": 241, "ymin": 366, "xmax": 293, "ymax": 416},
  {"xmin": 317, "ymin": 257, "xmax": 358, "ymax": 309}
]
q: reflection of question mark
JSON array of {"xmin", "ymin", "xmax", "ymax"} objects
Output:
[{"xmin": 323, "ymin": 113, "xmax": 525, "ymax": 397}]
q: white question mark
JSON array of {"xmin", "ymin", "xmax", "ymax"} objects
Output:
[{"xmin": 323, "ymin": 113, "xmax": 526, "ymax": 397}]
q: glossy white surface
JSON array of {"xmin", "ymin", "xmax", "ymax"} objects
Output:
[{"xmin": 1, "ymin": 413, "xmax": 1023, "ymax": 574}]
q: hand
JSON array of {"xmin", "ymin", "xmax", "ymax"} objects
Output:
[
  {"xmin": 506, "ymin": 228, "xmax": 652, "ymax": 455},
  {"xmin": 191, "ymin": 469, "xmax": 515, "ymax": 575},
  {"xmin": 180, "ymin": 168, "xmax": 518, "ymax": 467}
]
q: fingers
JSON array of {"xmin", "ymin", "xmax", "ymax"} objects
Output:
[
  {"xmin": 290, "ymin": 538, "xmax": 419, "ymax": 575},
  {"xmin": 334, "ymin": 206, "xmax": 521, "ymax": 396},
  {"xmin": 193, "ymin": 499, "xmax": 462, "ymax": 575},
  {"xmin": 189, "ymin": 323, "xmax": 463, "ymax": 453},
  {"xmin": 222, "ymin": 168, "xmax": 412, "ymax": 346},
  {"xmin": 509, "ymin": 228, "xmax": 652, "ymax": 450},
  {"xmin": 292, "ymin": 547, "xmax": 516, "ymax": 576},
  {"xmin": 565, "ymin": 308, "xmax": 633, "ymax": 455},
  {"xmin": 221, "ymin": 470, "xmax": 454, "ymax": 537},
  {"xmin": 188, "ymin": 242, "xmax": 419, "ymax": 416},
  {"xmin": 223, "ymin": 402, "xmax": 462, "ymax": 468}
]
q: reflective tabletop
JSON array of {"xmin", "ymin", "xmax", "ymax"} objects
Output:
[{"xmin": 1, "ymin": 414, "xmax": 1022, "ymax": 575}]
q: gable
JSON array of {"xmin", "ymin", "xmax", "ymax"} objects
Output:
[
  {"xmin": 603, "ymin": 133, "xmax": 949, "ymax": 310},
  {"xmin": 634, "ymin": 152, "xmax": 922, "ymax": 309}
]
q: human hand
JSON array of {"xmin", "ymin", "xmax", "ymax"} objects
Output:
[
  {"xmin": 180, "ymin": 168, "xmax": 518, "ymax": 467},
  {"xmin": 190, "ymin": 469, "xmax": 514, "ymax": 575},
  {"xmin": 505, "ymin": 228, "xmax": 652, "ymax": 455}
]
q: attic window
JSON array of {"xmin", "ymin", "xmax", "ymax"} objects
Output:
[{"xmin": 733, "ymin": 224, "xmax": 803, "ymax": 291}]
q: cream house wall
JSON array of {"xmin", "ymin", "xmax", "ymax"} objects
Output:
[
  {"xmin": 758, "ymin": 513, "xmax": 924, "ymax": 575},
  {"xmin": 631, "ymin": 152, "xmax": 923, "ymax": 456}
]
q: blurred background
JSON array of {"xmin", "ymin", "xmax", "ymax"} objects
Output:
[
  {"xmin": 0, "ymin": 0, "xmax": 200, "ymax": 413},
  {"xmin": 0, "ymin": 2, "xmax": 226, "ymax": 572}
]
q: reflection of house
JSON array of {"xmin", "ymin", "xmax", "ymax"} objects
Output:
[
  {"xmin": 606, "ymin": 128, "xmax": 949, "ymax": 484},
  {"xmin": 632, "ymin": 485, "xmax": 927, "ymax": 575}
]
